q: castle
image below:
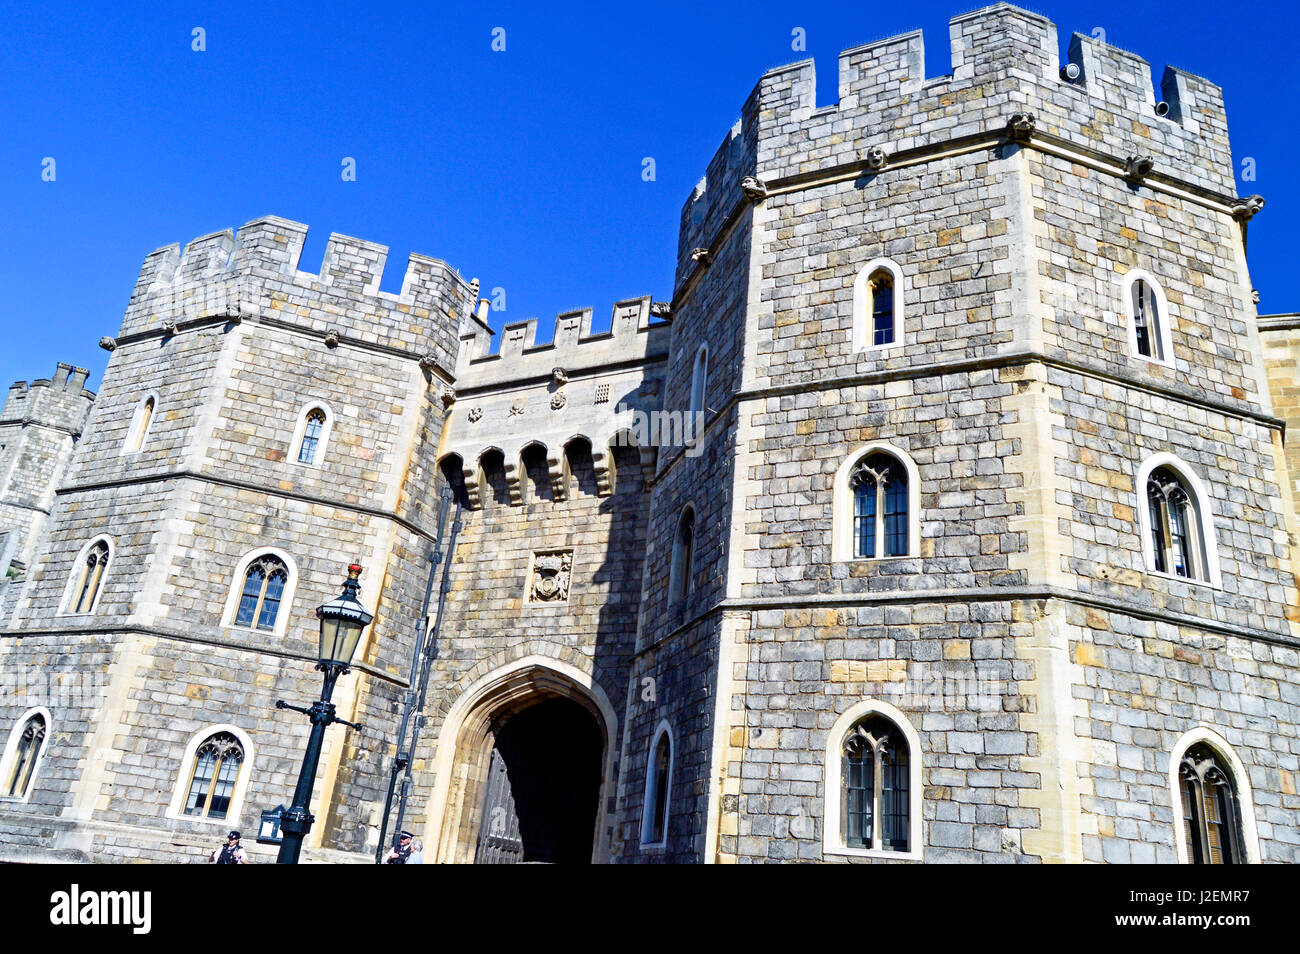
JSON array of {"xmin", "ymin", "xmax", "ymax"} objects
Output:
[{"xmin": 1, "ymin": 3, "xmax": 1298, "ymax": 864}]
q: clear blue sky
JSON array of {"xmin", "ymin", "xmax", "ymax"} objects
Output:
[{"xmin": 2, "ymin": 0, "xmax": 1295, "ymax": 392}]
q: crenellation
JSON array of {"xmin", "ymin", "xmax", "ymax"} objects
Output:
[
  {"xmin": 455, "ymin": 296, "xmax": 669, "ymax": 391},
  {"xmin": 119, "ymin": 216, "xmax": 472, "ymax": 380}
]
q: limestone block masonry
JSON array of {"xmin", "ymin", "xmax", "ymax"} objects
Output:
[{"xmin": 1, "ymin": 3, "xmax": 1297, "ymax": 864}]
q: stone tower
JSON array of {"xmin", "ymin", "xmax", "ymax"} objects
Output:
[
  {"xmin": 0, "ymin": 363, "xmax": 93, "ymax": 621},
  {"xmin": 611, "ymin": 2, "xmax": 1298, "ymax": 863},
  {"xmin": 0, "ymin": 216, "xmax": 471, "ymax": 860}
]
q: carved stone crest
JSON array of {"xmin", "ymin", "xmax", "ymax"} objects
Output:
[
  {"xmin": 467, "ymin": 407, "xmax": 483, "ymax": 423},
  {"xmin": 529, "ymin": 550, "xmax": 572, "ymax": 603},
  {"xmin": 550, "ymin": 391, "xmax": 567, "ymax": 410}
]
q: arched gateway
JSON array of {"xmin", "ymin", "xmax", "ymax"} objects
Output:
[{"xmin": 422, "ymin": 657, "xmax": 617, "ymax": 864}]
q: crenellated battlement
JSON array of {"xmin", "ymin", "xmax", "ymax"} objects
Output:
[
  {"xmin": 455, "ymin": 295, "xmax": 670, "ymax": 391},
  {"xmin": 679, "ymin": 2, "xmax": 1237, "ymax": 268},
  {"xmin": 119, "ymin": 216, "xmax": 472, "ymax": 380},
  {"xmin": 1, "ymin": 363, "xmax": 94, "ymax": 429}
]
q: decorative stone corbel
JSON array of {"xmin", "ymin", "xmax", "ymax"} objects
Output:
[
  {"xmin": 547, "ymin": 450, "xmax": 568, "ymax": 500},
  {"xmin": 1005, "ymin": 112, "xmax": 1035, "ymax": 143},
  {"xmin": 1124, "ymin": 155, "xmax": 1155, "ymax": 182},
  {"xmin": 99, "ymin": 336, "xmax": 117, "ymax": 352},
  {"xmin": 1230, "ymin": 195, "xmax": 1265, "ymax": 222},
  {"xmin": 865, "ymin": 145, "xmax": 889, "ymax": 170},
  {"xmin": 324, "ymin": 329, "xmax": 341, "ymax": 348},
  {"xmin": 741, "ymin": 175, "xmax": 768, "ymax": 201},
  {"xmin": 418, "ymin": 354, "xmax": 438, "ymax": 373},
  {"xmin": 440, "ymin": 388, "xmax": 456, "ymax": 409},
  {"xmin": 690, "ymin": 247, "xmax": 712, "ymax": 265}
]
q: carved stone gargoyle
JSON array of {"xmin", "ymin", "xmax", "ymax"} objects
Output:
[
  {"xmin": 324, "ymin": 329, "xmax": 341, "ymax": 349},
  {"xmin": 865, "ymin": 145, "xmax": 889, "ymax": 170},
  {"xmin": 650, "ymin": 301, "xmax": 672, "ymax": 319},
  {"xmin": 1005, "ymin": 112, "xmax": 1036, "ymax": 143},
  {"xmin": 1230, "ymin": 194, "xmax": 1265, "ymax": 222},
  {"xmin": 99, "ymin": 336, "xmax": 117, "ymax": 352},
  {"xmin": 741, "ymin": 176, "xmax": 768, "ymax": 200},
  {"xmin": 691, "ymin": 247, "xmax": 712, "ymax": 265},
  {"xmin": 1124, "ymin": 155, "xmax": 1155, "ymax": 182}
]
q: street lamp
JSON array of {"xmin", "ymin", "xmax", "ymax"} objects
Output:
[{"xmin": 274, "ymin": 562, "xmax": 374, "ymax": 864}]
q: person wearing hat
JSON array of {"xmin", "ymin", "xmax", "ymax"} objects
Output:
[
  {"xmin": 210, "ymin": 830, "xmax": 249, "ymax": 864},
  {"xmin": 383, "ymin": 831, "xmax": 415, "ymax": 864}
]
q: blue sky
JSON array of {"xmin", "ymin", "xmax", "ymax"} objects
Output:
[{"xmin": 2, "ymin": 0, "xmax": 1295, "ymax": 392}]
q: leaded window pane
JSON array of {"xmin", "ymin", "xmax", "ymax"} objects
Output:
[
  {"xmin": 1169, "ymin": 496, "xmax": 1193, "ymax": 578},
  {"xmin": 854, "ymin": 480, "xmax": 876, "ymax": 560},
  {"xmin": 1133, "ymin": 281, "xmax": 1153, "ymax": 357},
  {"xmin": 871, "ymin": 272, "xmax": 895, "ymax": 346},
  {"xmin": 298, "ymin": 410, "xmax": 325, "ymax": 464},
  {"xmin": 234, "ymin": 566, "xmax": 264, "ymax": 627},
  {"xmin": 844, "ymin": 739, "xmax": 874, "ymax": 849},
  {"xmin": 257, "ymin": 570, "xmax": 286, "ymax": 631},
  {"xmin": 881, "ymin": 745, "xmax": 910, "ymax": 851},
  {"xmin": 1149, "ymin": 494, "xmax": 1168, "ymax": 574},
  {"xmin": 884, "ymin": 476, "xmax": 908, "ymax": 557},
  {"xmin": 184, "ymin": 750, "xmax": 217, "ymax": 815}
]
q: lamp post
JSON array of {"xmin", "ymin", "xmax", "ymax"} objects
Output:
[{"xmin": 274, "ymin": 562, "xmax": 374, "ymax": 864}]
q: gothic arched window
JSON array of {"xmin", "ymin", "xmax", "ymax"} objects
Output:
[
  {"xmin": 233, "ymin": 554, "xmax": 290, "ymax": 632},
  {"xmin": 850, "ymin": 452, "xmax": 909, "ymax": 559},
  {"xmin": 852, "ymin": 259, "xmax": 906, "ymax": 352},
  {"xmin": 1123, "ymin": 270, "xmax": 1173, "ymax": 365},
  {"xmin": 1179, "ymin": 743, "xmax": 1246, "ymax": 864},
  {"xmin": 669, "ymin": 508, "xmax": 695, "ymax": 605},
  {"xmin": 842, "ymin": 715, "xmax": 911, "ymax": 853},
  {"xmin": 4, "ymin": 712, "xmax": 48, "ymax": 799},
  {"xmin": 641, "ymin": 723, "xmax": 673, "ymax": 847},
  {"xmin": 1147, "ymin": 466, "xmax": 1206, "ymax": 581},
  {"xmin": 124, "ymin": 394, "xmax": 156, "ymax": 454},
  {"xmin": 67, "ymin": 538, "xmax": 110, "ymax": 614},
  {"xmin": 182, "ymin": 732, "xmax": 245, "ymax": 820},
  {"xmin": 297, "ymin": 408, "xmax": 326, "ymax": 464},
  {"xmin": 690, "ymin": 345, "xmax": 709, "ymax": 417}
]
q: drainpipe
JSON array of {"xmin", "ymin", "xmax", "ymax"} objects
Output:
[
  {"xmin": 390, "ymin": 495, "xmax": 462, "ymax": 846},
  {"xmin": 375, "ymin": 484, "xmax": 453, "ymax": 862}
]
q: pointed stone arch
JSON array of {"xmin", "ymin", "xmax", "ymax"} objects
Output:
[{"xmin": 421, "ymin": 654, "xmax": 618, "ymax": 864}]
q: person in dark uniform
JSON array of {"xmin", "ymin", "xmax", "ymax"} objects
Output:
[
  {"xmin": 210, "ymin": 830, "xmax": 248, "ymax": 864},
  {"xmin": 383, "ymin": 831, "xmax": 415, "ymax": 864}
]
